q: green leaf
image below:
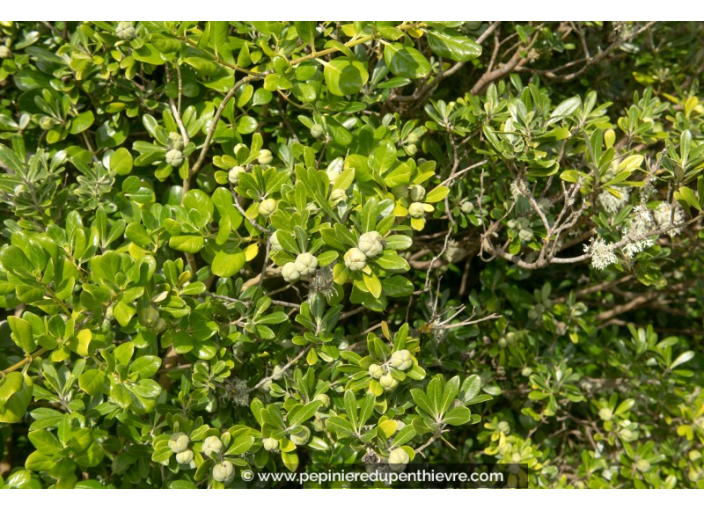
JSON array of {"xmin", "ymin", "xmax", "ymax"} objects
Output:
[
  {"xmin": 442, "ymin": 405, "xmax": 471, "ymax": 426},
  {"xmin": 384, "ymin": 43, "xmax": 431, "ymax": 79},
  {"xmin": 169, "ymin": 235, "xmax": 204, "ymax": 253},
  {"xmin": 110, "ymin": 148, "xmax": 133, "ymax": 175},
  {"xmin": 323, "ymin": 58, "xmax": 369, "ymax": 96},
  {"xmin": 211, "ymin": 249, "xmax": 246, "ymax": 277},
  {"xmin": 0, "ymin": 373, "xmax": 33, "ymax": 424},
  {"xmin": 78, "ymin": 369, "xmax": 106, "ymax": 396},
  {"xmin": 426, "ymin": 30, "xmax": 481, "ymax": 62}
]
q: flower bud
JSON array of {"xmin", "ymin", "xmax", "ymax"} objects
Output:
[
  {"xmin": 116, "ymin": 21, "xmax": 136, "ymax": 41},
  {"xmin": 0, "ymin": 46, "xmax": 12, "ymax": 59},
  {"xmin": 330, "ymin": 189, "xmax": 347, "ymax": 205},
  {"xmin": 294, "ymin": 252, "xmax": 318, "ymax": 277},
  {"xmin": 310, "ymin": 124, "xmax": 324, "ymax": 138},
  {"xmin": 325, "ymin": 157, "xmax": 344, "ymax": 185},
  {"xmin": 270, "ymin": 231, "xmax": 283, "ymax": 252},
  {"xmin": 358, "ymin": 231, "xmax": 384, "ymax": 258},
  {"xmin": 138, "ymin": 307, "xmax": 160, "ymax": 327},
  {"xmin": 257, "ymin": 149, "xmax": 273, "ymax": 165},
  {"xmin": 518, "ymin": 228, "xmax": 533, "ymax": 242},
  {"xmin": 344, "ymin": 248, "xmax": 367, "ymax": 271},
  {"xmin": 368, "ymin": 364, "xmax": 384, "ymax": 379},
  {"xmin": 460, "ymin": 200, "xmax": 474, "ymax": 214},
  {"xmin": 409, "ymin": 185, "xmax": 425, "ymax": 202},
  {"xmin": 636, "ymin": 459, "xmax": 651, "ymax": 472},
  {"xmin": 228, "ymin": 166, "xmax": 246, "ymax": 184},
  {"xmin": 176, "ymin": 449, "xmax": 194, "ymax": 464},
  {"xmin": 168, "ymin": 432, "xmax": 189, "ymax": 453},
  {"xmin": 388, "ymin": 448, "xmax": 409, "ymax": 471},
  {"xmin": 202, "ymin": 436, "xmax": 223, "ymax": 457},
  {"xmin": 290, "ymin": 426, "xmax": 311, "ymax": 446},
  {"xmin": 498, "ymin": 421, "xmax": 511, "ymax": 434},
  {"xmin": 599, "ymin": 408, "xmax": 613, "ymax": 421},
  {"xmin": 262, "ymin": 437, "xmax": 279, "ymax": 451},
  {"xmin": 408, "ymin": 202, "xmax": 426, "ymax": 219},
  {"xmin": 314, "ymin": 393, "xmax": 330, "ymax": 408},
  {"xmin": 165, "ymin": 149, "xmax": 184, "ymax": 167},
  {"xmin": 167, "ymin": 132, "xmax": 184, "ymax": 151},
  {"xmin": 390, "ymin": 350, "xmax": 412, "ymax": 371},
  {"xmin": 380, "ymin": 373, "xmax": 398, "ymax": 391},
  {"xmin": 281, "ymin": 262, "xmax": 301, "ymax": 283},
  {"xmin": 212, "ymin": 461, "xmax": 235, "ymax": 482},
  {"xmin": 405, "ymin": 144, "xmax": 417, "ymax": 156},
  {"xmin": 259, "ymin": 198, "xmax": 277, "ymax": 217}
]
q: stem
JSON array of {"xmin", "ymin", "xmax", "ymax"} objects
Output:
[{"xmin": 1, "ymin": 347, "xmax": 48, "ymax": 377}]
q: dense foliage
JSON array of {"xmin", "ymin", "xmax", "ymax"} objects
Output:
[{"xmin": 0, "ymin": 21, "xmax": 703, "ymax": 489}]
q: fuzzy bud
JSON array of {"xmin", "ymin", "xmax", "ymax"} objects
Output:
[
  {"xmin": 228, "ymin": 166, "xmax": 246, "ymax": 184},
  {"xmin": 358, "ymin": 231, "xmax": 384, "ymax": 258},
  {"xmin": 168, "ymin": 433, "xmax": 189, "ymax": 453},
  {"xmin": 212, "ymin": 461, "xmax": 235, "ymax": 482},
  {"xmin": 116, "ymin": 21, "xmax": 136, "ymax": 41},
  {"xmin": 165, "ymin": 149, "xmax": 184, "ymax": 167},
  {"xmin": 380, "ymin": 373, "xmax": 398, "ymax": 391},
  {"xmin": 368, "ymin": 364, "xmax": 384, "ymax": 379},
  {"xmin": 390, "ymin": 350, "xmax": 412, "ymax": 371},
  {"xmin": 408, "ymin": 202, "xmax": 426, "ymax": 219},
  {"xmin": 257, "ymin": 149, "xmax": 273, "ymax": 165},
  {"xmin": 281, "ymin": 262, "xmax": 301, "ymax": 283},
  {"xmin": 290, "ymin": 426, "xmax": 311, "ymax": 446},
  {"xmin": 344, "ymin": 248, "xmax": 367, "ymax": 271},
  {"xmin": 202, "ymin": 436, "xmax": 223, "ymax": 457},
  {"xmin": 262, "ymin": 437, "xmax": 279, "ymax": 451},
  {"xmin": 409, "ymin": 185, "xmax": 426, "ymax": 202},
  {"xmin": 294, "ymin": 252, "xmax": 318, "ymax": 277},
  {"xmin": 176, "ymin": 449, "xmax": 194, "ymax": 464},
  {"xmin": 388, "ymin": 448, "xmax": 410, "ymax": 471},
  {"xmin": 310, "ymin": 124, "xmax": 324, "ymax": 138},
  {"xmin": 270, "ymin": 231, "xmax": 283, "ymax": 252},
  {"xmin": 259, "ymin": 198, "xmax": 277, "ymax": 217}
]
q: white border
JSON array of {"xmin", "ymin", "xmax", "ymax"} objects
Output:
[{"xmin": 2, "ymin": 5, "xmax": 703, "ymax": 20}]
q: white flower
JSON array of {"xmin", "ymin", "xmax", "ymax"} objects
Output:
[
  {"xmin": 653, "ymin": 202, "xmax": 684, "ymax": 237},
  {"xmin": 597, "ymin": 187, "xmax": 630, "ymax": 214},
  {"xmin": 585, "ymin": 237, "xmax": 617, "ymax": 270},
  {"xmin": 620, "ymin": 205, "xmax": 655, "ymax": 258},
  {"xmin": 510, "ymin": 179, "xmax": 528, "ymax": 200}
]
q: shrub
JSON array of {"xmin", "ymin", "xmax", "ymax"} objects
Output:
[{"xmin": 0, "ymin": 21, "xmax": 703, "ymax": 489}]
